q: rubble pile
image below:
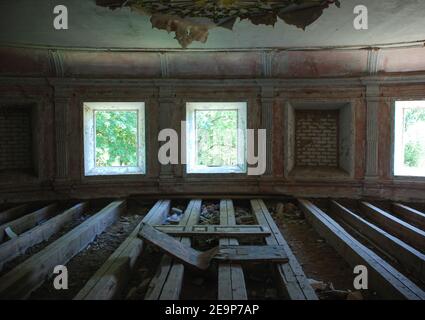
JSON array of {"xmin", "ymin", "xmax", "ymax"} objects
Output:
[{"xmin": 199, "ymin": 203, "xmax": 220, "ymax": 225}]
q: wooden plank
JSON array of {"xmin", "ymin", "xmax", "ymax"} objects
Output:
[
  {"xmin": 331, "ymin": 201, "xmax": 425, "ymax": 283},
  {"xmin": 392, "ymin": 203, "xmax": 425, "ymax": 231},
  {"xmin": 74, "ymin": 200, "xmax": 170, "ymax": 300},
  {"xmin": 0, "ymin": 200, "xmax": 125, "ymax": 299},
  {"xmin": 360, "ymin": 202, "xmax": 425, "ymax": 253},
  {"xmin": 0, "ymin": 205, "xmax": 29, "ymax": 226},
  {"xmin": 153, "ymin": 224, "xmax": 270, "ymax": 238},
  {"xmin": 139, "ymin": 223, "xmax": 288, "ymax": 269},
  {"xmin": 299, "ymin": 199, "xmax": 425, "ymax": 300},
  {"xmin": 0, "ymin": 204, "xmax": 58, "ymax": 243},
  {"xmin": 218, "ymin": 199, "xmax": 247, "ymax": 300},
  {"xmin": 145, "ymin": 199, "xmax": 201, "ymax": 300},
  {"xmin": 0, "ymin": 202, "xmax": 89, "ymax": 272},
  {"xmin": 250, "ymin": 199, "xmax": 318, "ymax": 300}
]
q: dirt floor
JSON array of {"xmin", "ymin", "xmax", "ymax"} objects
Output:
[{"xmin": 29, "ymin": 204, "xmax": 148, "ymax": 300}]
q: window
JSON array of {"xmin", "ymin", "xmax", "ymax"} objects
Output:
[
  {"xmin": 186, "ymin": 102, "xmax": 247, "ymax": 174},
  {"xmin": 394, "ymin": 101, "xmax": 425, "ymax": 177},
  {"xmin": 84, "ymin": 102, "xmax": 145, "ymax": 176}
]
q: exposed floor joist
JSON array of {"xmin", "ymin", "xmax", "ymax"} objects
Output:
[
  {"xmin": 0, "ymin": 202, "xmax": 88, "ymax": 272},
  {"xmin": 392, "ymin": 203, "xmax": 425, "ymax": 231},
  {"xmin": 145, "ymin": 200, "xmax": 201, "ymax": 300},
  {"xmin": 75, "ymin": 200, "xmax": 171, "ymax": 300},
  {"xmin": 330, "ymin": 201, "xmax": 425, "ymax": 283},
  {"xmin": 360, "ymin": 202, "xmax": 425, "ymax": 253},
  {"xmin": 0, "ymin": 200, "xmax": 125, "ymax": 299},
  {"xmin": 251, "ymin": 199, "xmax": 318, "ymax": 300},
  {"xmin": 218, "ymin": 199, "xmax": 247, "ymax": 300},
  {"xmin": 0, "ymin": 204, "xmax": 29, "ymax": 226},
  {"xmin": 299, "ymin": 199, "xmax": 425, "ymax": 300}
]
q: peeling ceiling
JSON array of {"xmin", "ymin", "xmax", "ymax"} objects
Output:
[{"xmin": 0, "ymin": 0, "xmax": 425, "ymax": 50}]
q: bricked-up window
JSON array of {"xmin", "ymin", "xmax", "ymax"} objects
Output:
[
  {"xmin": 394, "ymin": 101, "xmax": 425, "ymax": 177},
  {"xmin": 84, "ymin": 102, "xmax": 145, "ymax": 176},
  {"xmin": 186, "ymin": 102, "xmax": 247, "ymax": 174},
  {"xmin": 295, "ymin": 110, "xmax": 339, "ymax": 167},
  {"xmin": 0, "ymin": 106, "xmax": 34, "ymax": 174}
]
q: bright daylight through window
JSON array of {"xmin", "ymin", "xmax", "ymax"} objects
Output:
[
  {"xmin": 186, "ymin": 102, "xmax": 247, "ymax": 174},
  {"xmin": 84, "ymin": 102, "xmax": 145, "ymax": 176},
  {"xmin": 394, "ymin": 100, "xmax": 425, "ymax": 177}
]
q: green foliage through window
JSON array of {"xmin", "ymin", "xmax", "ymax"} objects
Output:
[
  {"xmin": 95, "ymin": 111, "xmax": 138, "ymax": 167},
  {"xmin": 403, "ymin": 108, "xmax": 425, "ymax": 168},
  {"xmin": 196, "ymin": 110, "xmax": 238, "ymax": 167}
]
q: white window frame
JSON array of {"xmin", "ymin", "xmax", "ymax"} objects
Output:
[
  {"xmin": 186, "ymin": 102, "xmax": 247, "ymax": 174},
  {"xmin": 84, "ymin": 102, "xmax": 146, "ymax": 176},
  {"xmin": 394, "ymin": 100, "xmax": 425, "ymax": 177}
]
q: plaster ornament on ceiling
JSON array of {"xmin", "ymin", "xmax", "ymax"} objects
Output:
[{"xmin": 96, "ymin": 0, "xmax": 341, "ymax": 48}]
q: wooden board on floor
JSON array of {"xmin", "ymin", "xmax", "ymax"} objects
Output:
[
  {"xmin": 145, "ymin": 199, "xmax": 201, "ymax": 300},
  {"xmin": 0, "ymin": 202, "xmax": 89, "ymax": 272},
  {"xmin": 0, "ymin": 205, "xmax": 29, "ymax": 226},
  {"xmin": 299, "ymin": 199, "xmax": 425, "ymax": 300},
  {"xmin": 392, "ymin": 203, "xmax": 425, "ymax": 231},
  {"xmin": 0, "ymin": 200, "xmax": 125, "ymax": 299},
  {"xmin": 75, "ymin": 200, "xmax": 171, "ymax": 300},
  {"xmin": 360, "ymin": 202, "xmax": 425, "ymax": 253},
  {"xmin": 218, "ymin": 199, "xmax": 247, "ymax": 300},
  {"xmin": 0, "ymin": 204, "xmax": 58, "ymax": 243},
  {"xmin": 251, "ymin": 199, "xmax": 318, "ymax": 300},
  {"xmin": 330, "ymin": 201, "xmax": 425, "ymax": 283},
  {"xmin": 153, "ymin": 224, "xmax": 270, "ymax": 238}
]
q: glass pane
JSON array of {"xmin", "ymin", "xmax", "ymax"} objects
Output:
[
  {"xmin": 95, "ymin": 111, "xmax": 138, "ymax": 167},
  {"xmin": 195, "ymin": 110, "xmax": 238, "ymax": 167},
  {"xmin": 403, "ymin": 107, "xmax": 425, "ymax": 168}
]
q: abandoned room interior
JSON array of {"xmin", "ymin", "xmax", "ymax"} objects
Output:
[{"xmin": 1, "ymin": 0, "xmax": 425, "ymax": 302}]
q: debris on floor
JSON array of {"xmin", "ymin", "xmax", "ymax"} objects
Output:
[{"xmin": 199, "ymin": 203, "xmax": 220, "ymax": 225}]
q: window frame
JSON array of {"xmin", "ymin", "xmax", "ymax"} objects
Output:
[
  {"xmin": 393, "ymin": 100, "xmax": 425, "ymax": 178},
  {"xmin": 83, "ymin": 102, "xmax": 146, "ymax": 176},
  {"xmin": 186, "ymin": 102, "xmax": 247, "ymax": 174}
]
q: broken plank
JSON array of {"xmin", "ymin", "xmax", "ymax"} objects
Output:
[
  {"xmin": 0, "ymin": 202, "xmax": 89, "ymax": 273},
  {"xmin": 145, "ymin": 199, "xmax": 201, "ymax": 300},
  {"xmin": 218, "ymin": 199, "xmax": 247, "ymax": 300},
  {"xmin": 299, "ymin": 199, "xmax": 425, "ymax": 300},
  {"xmin": 153, "ymin": 224, "xmax": 270, "ymax": 238},
  {"xmin": 0, "ymin": 200, "xmax": 125, "ymax": 299},
  {"xmin": 392, "ymin": 203, "xmax": 425, "ymax": 231},
  {"xmin": 0, "ymin": 204, "xmax": 29, "ymax": 226},
  {"xmin": 0, "ymin": 203, "xmax": 58, "ymax": 243},
  {"xmin": 331, "ymin": 201, "xmax": 425, "ymax": 283},
  {"xmin": 74, "ymin": 200, "xmax": 171, "ymax": 300},
  {"xmin": 251, "ymin": 199, "xmax": 318, "ymax": 300},
  {"xmin": 360, "ymin": 202, "xmax": 425, "ymax": 253}
]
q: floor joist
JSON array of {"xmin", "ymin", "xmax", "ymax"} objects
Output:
[
  {"xmin": 392, "ymin": 203, "xmax": 425, "ymax": 231},
  {"xmin": 0, "ymin": 204, "xmax": 29, "ymax": 226},
  {"xmin": 360, "ymin": 202, "xmax": 425, "ymax": 253},
  {"xmin": 74, "ymin": 200, "xmax": 171, "ymax": 300},
  {"xmin": 0, "ymin": 200, "xmax": 125, "ymax": 299},
  {"xmin": 330, "ymin": 201, "xmax": 425, "ymax": 283},
  {"xmin": 251, "ymin": 199, "xmax": 318, "ymax": 300},
  {"xmin": 218, "ymin": 199, "xmax": 248, "ymax": 300},
  {"xmin": 145, "ymin": 199, "xmax": 201, "ymax": 300},
  {"xmin": 299, "ymin": 199, "xmax": 425, "ymax": 300},
  {"xmin": 0, "ymin": 202, "xmax": 88, "ymax": 272}
]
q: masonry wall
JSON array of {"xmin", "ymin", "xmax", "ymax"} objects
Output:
[
  {"xmin": 1, "ymin": 47, "xmax": 425, "ymax": 203},
  {"xmin": 295, "ymin": 110, "xmax": 339, "ymax": 167}
]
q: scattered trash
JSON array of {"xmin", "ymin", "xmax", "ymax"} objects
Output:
[{"xmin": 167, "ymin": 213, "xmax": 182, "ymax": 224}]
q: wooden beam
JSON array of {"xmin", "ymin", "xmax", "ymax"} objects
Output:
[
  {"xmin": 360, "ymin": 202, "xmax": 425, "ymax": 253},
  {"xmin": 145, "ymin": 199, "xmax": 201, "ymax": 300},
  {"xmin": 299, "ymin": 199, "xmax": 425, "ymax": 300},
  {"xmin": 392, "ymin": 203, "xmax": 425, "ymax": 231},
  {"xmin": 250, "ymin": 199, "xmax": 318, "ymax": 300},
  {"xmin": 0, "ymin": 200, "xmax": 125, "ymax": 299},
  {"xmin": 0, "ymin": 205, "xmax": 29, "ymax": 226},
  {"xmin": 0, "ymin": 202, "xmax": 89, "ymax": 273},
  {"xmin": 0, "ymin": 204, "xmax": 58, "ymax": 243},
  {"xmin": 75, "ymin": 200, "xmax": 171, "ymax": 300},
  {"xmin": 218, "ymin": 199, "xmax": 247, "ymax": 300},
  {"xmin": 330, "ymin": 201, "xmax": 425, "ymax": 283},
  {"xmin": 153, "ymin": 224, "xmax": 270, "ymax": 238}
]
